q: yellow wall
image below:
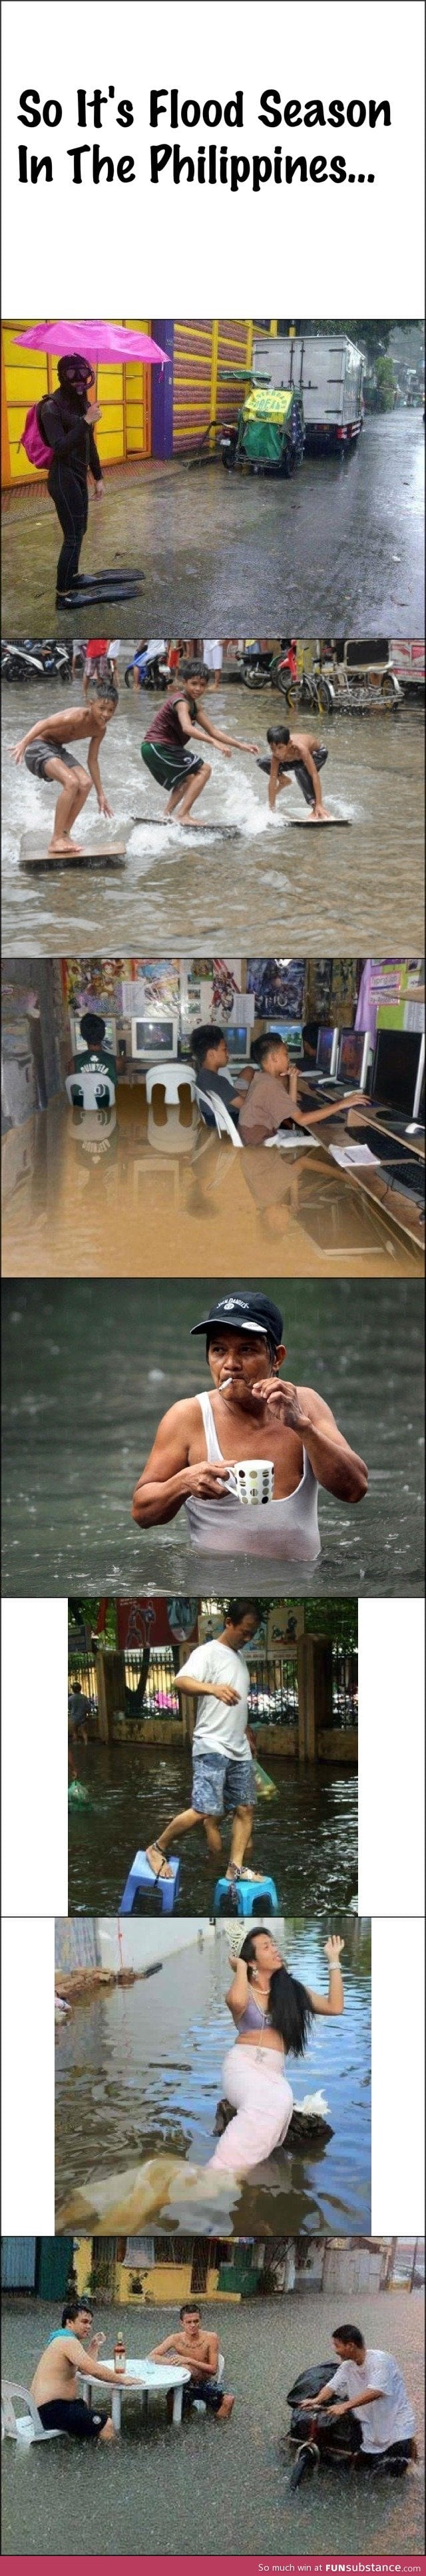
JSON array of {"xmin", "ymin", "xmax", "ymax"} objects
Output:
[
  {"xmin": 1, "ymin": 320, "xmax": 152, "ymax": 485},
  {"xmin": 74, "ymin": 2241, "xmax": 240, "ymax": 2305}
]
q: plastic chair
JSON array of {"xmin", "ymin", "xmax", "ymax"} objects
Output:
[
  {"xmin": 147, "ymin": 1106, "xmax": 195, "ymax": 1154},
  {"xmin": 191, "ymin": 2352, "xmax": 225, "ymax": 2415},
  {"xmin": 1, "ymin": 2382, "xmax": 64, "ymax": 2444},
  {"xmin": 145, "ymin": 1063, "xmax": 196, "ymax": 1106},
  {"xmin": 65, "ymin": 1070, "xmax": 115, "ymax": 1110},
  {"xmin": 194, "ymin": 1086, "xmax": 243, "ymax": 1147}
]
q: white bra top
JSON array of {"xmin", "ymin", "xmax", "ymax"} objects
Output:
[{"xmin": 184, "ymin": 1391, "xmax": 320, "ymax": 1561}]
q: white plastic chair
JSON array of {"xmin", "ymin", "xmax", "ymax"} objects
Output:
[
  {"xmin": 1, "ymin": 2382, "xmax": 64, "ymax": 2444},
  {"xmin": 65, "ymin": 1069, "xmax": 116, "ymax": 1110},
  {"xmin": 191, "ymin": 2350, "xmax": 226, "ymax": 2416},
  {"xmin": 145, "ymin": 1063, "xmax": 196, "ymax": 1106},
  {"xmin": 147, "ymin": 1105, "xmax": 195, "ymax": 1154},
  {"xmin": 194, "ymin": 1086, "xmax": 243, "ymax": 1148}
]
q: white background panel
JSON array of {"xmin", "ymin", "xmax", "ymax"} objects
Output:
[{"xmin": 2, "ymin": 0, "xmax": 425, "ymax": 314}]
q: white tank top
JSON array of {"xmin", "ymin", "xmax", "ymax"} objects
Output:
[{"xmin": 184, "ymin": 1392, "xmax": 320, "ymax": 1561}]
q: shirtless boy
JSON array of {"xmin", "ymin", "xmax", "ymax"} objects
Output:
[
  {"xmin": 141, "ymin": 658, "xmax": 258, "ymax": 824},
  {"xmin": 150, "ymin": 2302, "xmax": 234, "ymax": 2421},
  {"xmin": 132, "ymin": 1290, "xmax": 368, "ymax": 1558},
  {"xmin": 29, "ymin": 2294, "xmax": 130, "ymax": 2441},
  {"xmin": 9, "ymin": 671, "xmax": 118, "ymax": 856},
  {"xmin": 258, "ymin": 724, "xmax": 331, "ymax": 819}
]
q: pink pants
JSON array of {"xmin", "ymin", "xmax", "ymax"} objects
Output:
[{"xmin": 208, "ymin": 2043, "xmax": 294, "ymax": 2175}]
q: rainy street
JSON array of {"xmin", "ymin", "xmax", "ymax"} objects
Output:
[{"xmin": 1, "ymin": 413, "xmax": 424, "ymax": 636}]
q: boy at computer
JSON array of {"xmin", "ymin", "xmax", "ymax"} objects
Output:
[{"xmin": 238, "ymin": 1035, "xmax": 363, "ymax": 1146}]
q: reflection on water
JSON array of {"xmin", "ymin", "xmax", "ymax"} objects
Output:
[
  {"xmin": 55, "ymin": 1918, "xmax": 371, "ymax": 2236},
  {"xmin": 2, "ymin": 2286, "xmax": 423, "ymax": 2561},
  {"xmin": 2, "ymin": 662, "xmax": 423, "ymax": 954},
  {"xmin": 68, "ymin": 1745, "xmax": 358, "ymax": 1916},
  {"xmin": 2, "ymin": 1092, "xmax": 423, "ymax": 1279},
  {"xmin": 2, "ymin": 1277, "xmax": 424, "ymax": 1596}
]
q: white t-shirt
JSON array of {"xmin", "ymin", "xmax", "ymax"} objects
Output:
[
  {"xmin": 330, "ymin": 2349, "xmax": 415, "ymax": 2453},
  {"xmin": 107, "ymin": 640, "xmax": 121, "ymax": 660},
  {"xmin": 178, "ymin": 1639, "xmax": 250, "ymax": 1759}
]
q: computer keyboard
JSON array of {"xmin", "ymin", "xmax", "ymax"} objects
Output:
[
  {"xmin": 353, "ymin": 1122, "xmax": 424, "ymax": 1169},
  {"xmin": 385, "ymin": 1160, "xmax": 425, "ymax": 1208}
]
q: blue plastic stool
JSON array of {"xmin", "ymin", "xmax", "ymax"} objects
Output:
[
  {"xmin": 213, "ymin": 1874, "xmax": 279, "ymax": 1918},
  {"xmin": 120, "ymin": 1849, "xmax": 181, "ymax": 1915}
]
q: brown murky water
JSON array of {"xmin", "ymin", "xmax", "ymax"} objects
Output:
[
  {"xmin": 2, "ymin": 1092, "xmax": 423, "ymax": 1279},
  {"xmin": 1, "ymin": 674, "xmax": 424, "ymax": 954}
]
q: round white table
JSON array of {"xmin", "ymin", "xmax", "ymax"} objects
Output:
[{"xmin": 81, "ymin": 2357, "xmax": 190, "ymax": 2433}]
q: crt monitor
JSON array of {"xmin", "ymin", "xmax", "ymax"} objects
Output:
[
  {"xmin": 130, "ymin": 1016, "xmax": 179, "ymax": 1062},
  {"xmin": 316, "ymin": 1026, "xmax": 339, "ymax": 1076},
  {"xmin": 222, "ymin": 1025, "xmax": 251, "ymax": 1061},
  {"xmin": 72, "ymin": 1012, "xmax": 116, "ymax": 1056},
  {"xmin": 266, "ymin": 1020, "xmax": 304, "ymax": 1059},
  {"xmin": 371, "ymin": 1029, "xmax": 425, "ymax": 1120},
  {"xmin": 337, "ymin": 1030, "xmax": 370, "ymax": 1088}
]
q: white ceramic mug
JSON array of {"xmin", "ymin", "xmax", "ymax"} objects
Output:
[{"xmin": 231, "ymin": 1459, "xmax": 275, "ymax": 1506}]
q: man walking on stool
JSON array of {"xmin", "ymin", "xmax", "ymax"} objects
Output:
[{"xmin": 145, "ymin": 1601, "xmax": 265, "ymax": 1885}]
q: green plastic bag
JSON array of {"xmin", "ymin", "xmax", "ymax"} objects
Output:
[{"xmin": 254, "ymin": 1759, "xmax": 278, "ymax": 1800}]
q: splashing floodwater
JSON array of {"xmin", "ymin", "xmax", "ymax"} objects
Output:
[{"xmin": 2, "ymin": 672, "xmax": 423, "ymax": 953}]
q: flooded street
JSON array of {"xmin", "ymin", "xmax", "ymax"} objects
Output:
[
  {"xmin": 2, "ymin": 668, "xmax": 424, "ymax": 955},
  {"xmin": 68, "ymin": 1745, "xmax": 358, "ymax": 1917},
  {"xmin": 2, "ymin": 1276, "xmax": 424, "ymax": 1597},
  {"xmin": 1, "ymin": 415, "xmax": 424, "ymax": 640},
  {"xmin": 55, "ymin": 1918, "xmax": 371, "ymax": 2237},
  {"xmin": 2, "ymin": 2286, "xmax": 423, "ymax": 2560}
]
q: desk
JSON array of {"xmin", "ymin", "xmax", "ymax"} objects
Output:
[
  {"xmin": 317, "ymin": 1104, "xmax": 424, "ymax": 1258},
  {"xmin": 80, "ymin": 2357, "xmax": 190, "ymax": 2433}
]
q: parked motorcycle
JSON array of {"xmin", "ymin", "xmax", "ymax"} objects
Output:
[
  {"xmin": 124, "ymin": 651, "xmax": 170, "ymax": 692},
  {"xmin": 1, "ymin": 638, "xmax": 73, "ymax": 684},
  {"xmin": 241, "ymin": 646, "xmax": 333, "ymax": 711}
]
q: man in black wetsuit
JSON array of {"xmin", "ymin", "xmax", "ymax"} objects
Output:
[{"xmin": 38, "ymin": 355, "xmax": 103, "ymax": 606}]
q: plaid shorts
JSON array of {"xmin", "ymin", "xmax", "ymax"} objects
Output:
[{"xmin": 192, "ymin": 1747, "xmax": 256, "ymax": 1817}]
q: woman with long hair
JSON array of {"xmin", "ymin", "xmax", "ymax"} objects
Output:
[{"xmin": 206, "ymin": 1924, "xmax": 345, "ymax": 2178}]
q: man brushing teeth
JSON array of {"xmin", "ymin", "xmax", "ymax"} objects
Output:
[{"xmin": 132, "ymin": 1293, "xmax": 367, "ymax": 1561}]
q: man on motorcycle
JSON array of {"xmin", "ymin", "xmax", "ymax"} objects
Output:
[
  {"xmin": 258, "ymin": 724, "xmax": 331, "ymax": 821},
  {"xmin": 299, "ymin": 2324, "xmax": 416, "ymax": 2470}
]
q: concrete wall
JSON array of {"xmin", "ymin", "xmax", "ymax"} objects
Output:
[{"xmin": 97, "ymin": 1918, "xmax": 215, "ymax": 1973}]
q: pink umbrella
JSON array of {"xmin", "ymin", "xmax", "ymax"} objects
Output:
[{"xmin": 15, "ymin": 320, "xmax": 168, "ymax": 366}]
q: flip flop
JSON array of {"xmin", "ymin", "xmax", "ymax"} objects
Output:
[
  {"xmin": 226, "ymin": 1864, "xmax": 264, "ymax": 1884},
  {"xmin": 148, "ymin": 1841, "xmax": 172, "ymax": 1881}
]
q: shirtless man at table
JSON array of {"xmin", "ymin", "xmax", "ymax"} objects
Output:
[
  {"xmin": 30, "ymin": 2294, "xmax": 130, "ymax": 2441},
  {"xmin": 150, "ymin": 2302, "xmax": 234, "ymax": 2421}
]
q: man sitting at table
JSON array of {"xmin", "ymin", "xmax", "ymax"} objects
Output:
[
  {"xmin": 30, "ymin": 2294, "xmax": 126, "ymax": 2440},
  {"xmin": 150, "ymin": 2302, "xmax": 235, "ymax": 2421}
]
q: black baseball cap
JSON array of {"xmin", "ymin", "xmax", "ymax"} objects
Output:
[{"xmin": 190, "ymin": 1293, "xmax": 284, "ymax": 1347}]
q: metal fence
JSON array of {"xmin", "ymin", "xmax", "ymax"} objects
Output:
[{"xmin": 331, "ymin": 1645, "xmax": 358, "ymax": 1729}]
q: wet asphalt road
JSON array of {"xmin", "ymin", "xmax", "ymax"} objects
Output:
[{"xmin": 1, "ymin": 415, "xmax": 424, "ymax": 637}]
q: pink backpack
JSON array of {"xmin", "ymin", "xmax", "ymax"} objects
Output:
[{"xmin": 18, "ymin": 403, "xmax": 53, "ymax": 470}]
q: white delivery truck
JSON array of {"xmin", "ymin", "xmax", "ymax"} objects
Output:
[{"xmin": 252, "ymin": 334, "xmax": 364, "ymax": 450}]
